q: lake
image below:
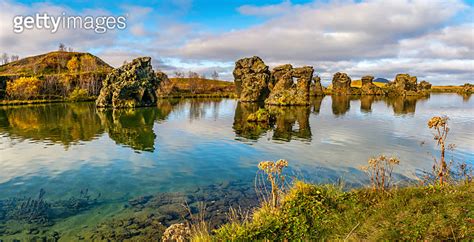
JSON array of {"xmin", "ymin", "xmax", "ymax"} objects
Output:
[{"xmin": 0, "ymin": 93, "xmax": 473, "ymax": 239}]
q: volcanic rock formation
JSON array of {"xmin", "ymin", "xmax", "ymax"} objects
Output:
[
  {"xmin": 331, "ymin": 72, "xmax": 352, "ymax": 95},
  {"xmin": 460, "ymin": 83, "xmax": 474, "ymax": 94},
  {"xmin": 265, "ymin": 64, "xmax": 314, "ymax": 105},
  {"xmin": 233, "ymin": 56, "xmax": 271, "ymax": 102},
  {"xmin": 386, "ymin": 74, "xmax": 422, "ymax": 96},
  {"xmin": 96, "ymin": 57, "xmax": 166, "ymax": 108},
  {"xmin": 311, "ymin": 76, "xmax": 325, "ymax": 96},
  {"xmin": 360, "ymin": 75, "xmax": 386, "ymax": 95}
]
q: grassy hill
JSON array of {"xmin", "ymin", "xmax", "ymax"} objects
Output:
[
  {"xmin": 166, "ymin": 77, "xmax": 235, "ymax": 97},
  {"xmin": 0, "ymin": 51, "xmax": 112, "ymax": 76},
  {"xmin": 350, "ymin": 80, "xmax": 387, "ymax": 88},
  {"xmin": 0, "ymin": 51, "xmax": 113, "ymax": 100}
]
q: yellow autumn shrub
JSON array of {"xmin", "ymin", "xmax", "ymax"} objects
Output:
[{"xmin": 6, "ymin": 77, "xmax": 41, "ymax": 100}]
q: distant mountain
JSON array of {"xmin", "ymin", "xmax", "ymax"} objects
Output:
[
  {"xmin": 0, "ymin": 51, "xmax": 112, "ymax": 76},
  {"xmin": 374, "ymin": 77, "xmax": 390, "ymax": 83}
]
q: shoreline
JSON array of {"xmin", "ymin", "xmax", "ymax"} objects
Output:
[{"xmin": 1, "ymin": 91, "xmax": 470, "ymax": 107}]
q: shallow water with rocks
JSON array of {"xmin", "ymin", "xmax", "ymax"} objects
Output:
[{"xmin": 0, "ymin": 94, "xmax": 473, "ymax": 240}]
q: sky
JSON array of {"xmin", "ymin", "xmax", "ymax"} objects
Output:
[{"xmin": 0, "ymin": 0, "xmax": 473, "ymax": 85}]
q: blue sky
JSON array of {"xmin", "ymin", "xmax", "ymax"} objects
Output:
[{"xmin": 1, "ymin": 0, "xmax": 473, "ymax": 84}]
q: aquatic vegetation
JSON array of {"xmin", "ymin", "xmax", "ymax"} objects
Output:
[
  {"xmin": 87, "ymin": 213, "xmax": 167, "ymax": 241},
  {"xmin": 360, "ymin": 155, "xmax": 400, "ymax": 191},
  {"xmin": 0, "ymin": 188, "xmax": 101, "ymax": 238},
  {"xmin": 3, "ymin": 189, "xmax": 51, "ymax": 224},
  {"xmin": 87, "ymin": 180, "xmax": 258, "ymax": 241},
  {"xmin": 53, "ymin": 188, "xmax": 101, "ymax": 218}
]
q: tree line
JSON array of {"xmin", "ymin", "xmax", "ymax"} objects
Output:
[
  {"xmin": 1, "ymin": 53, "xmax": 20, "ymax": 65},
  {"xmin": 173, "ymin": 70, "xmax": 220, "ymax": 80}
]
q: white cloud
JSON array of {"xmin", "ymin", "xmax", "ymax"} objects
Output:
[
  {"xmin": 0, "ymin": 0, "xmax": 118, "ymax": 57},
  {"xmin": 175, "ymin": 0, "xmax": 471, "ymax": 84},
  {"xmin": 0, "ymin": 0, "xmax": 472, "ymax": 85}
]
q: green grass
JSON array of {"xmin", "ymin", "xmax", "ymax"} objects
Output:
[{"xmin": 213, "ymin": 181, "xmax": 473, "ymax": 240}]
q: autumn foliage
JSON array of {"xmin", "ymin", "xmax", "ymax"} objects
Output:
[{"xmin": 6, "ymin": 77, "xmax": 41, "ymax": 100}]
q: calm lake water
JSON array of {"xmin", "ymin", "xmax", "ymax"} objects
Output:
[{"xmin": 0, "ymin": 93, "xmax": 473, "ymax": 239}]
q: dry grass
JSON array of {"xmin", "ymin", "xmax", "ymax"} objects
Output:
[
  {"xmin": 0, "ymin": 51, "xmax": 112, "ymax": 76},
  {"xmin": 350, "ymin": 80, "xmax": 387, "ymax": 88},
  {"xmin": 430, "ymin": 85, "xmax": 464, "ymax": 93}
]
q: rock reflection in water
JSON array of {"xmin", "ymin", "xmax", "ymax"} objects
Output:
[
  {"xmin": 360, "ymin": 95, "xmax": 384, "ymax": 113},
  {"xmin": 0, "ymin": 103, "xmax": 103, "ymax": 146},
  {"xmin": 385, "ymin": 96, "xmax": 421, "ymax": 115},
  {"xmin": 462, "ymin": 94, "xmax": 471, "ymax": 102},
  {"xmin": 233, "ymin": 102, "xmax": 311, "ymax": 142},
  {"xmin": 98, "ymin": 107, "xmax": 166, "ymax": 152},
  {"xmin": 331, "ymin": 95, "xmax": 351, "ymax": 116},
  {"xmin": 268, "ymin": 105, "xmax": 312, "ymax": 142},
  {"xmin": 311, "ymin": 96, "xmax": 323, "ymax": 114},
  {"xmin": 330, "ymin": 95, "xmax": 422, "ymax": 115},
  {"xmin": 233, "ymin": 102, "xmax": 270, "ymax": 140}
]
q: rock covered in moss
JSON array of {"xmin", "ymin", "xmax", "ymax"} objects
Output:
[
  {"xmin": 265, "ymin": 65, "xmax": 313, "ymax": 105},
  {"xmin": 155, "ymin": 71, "xmax": 174, "ymax": 96},
  {"xmin": 311, "ymin": 76, "xmax": 325, "ymax": 96},
  {"xmin": 96, "ymin": 57, "xmax": 166, "ymax": 108},
  {"xmin": 331, "ymin": 72, "xmax": 351, "ymax": 95},
  {"xmin": 386, "ymin": 74, "xmax": 423, "ymax": 96},
  {"xmin": 360, "ymin": 75, "xmax": 386, "ymax": 95},
  {"xmin": 460, "ymin": 83, "xmax": 474, "ymax": 94},
  {"xmin": 417, "ymin": 80, "xmax": 431, "ymax": 91},
  {"xmin": 233, "ymin": 56, "xmax": 271, "ymax": 102}
]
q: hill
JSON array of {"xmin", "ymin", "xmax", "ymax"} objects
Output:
[
  {"xmin": 165, "ymin": 77, "xmax": 235, "ymax": 97},
  {"xmin": 0, "ymin": 51, "xmax": 113, "ymax": 100},
  {"xmin": 374, "ymin": 77, "xmax": 389, "ymax": 83},
  {"xmin": 0, "ymin": 51, "xmax": 112, "ymax": 76},
  {"xmin": 350, "ymin": 80, "xmax": 387, "ymax": 88}
]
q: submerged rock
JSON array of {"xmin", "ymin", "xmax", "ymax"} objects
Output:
[
  {"xmin": 96, "ymin": 57, "xmax": 165, "ymax": 108},
  {"xmin": 331, "ymin": 72, "xmax": 351, "ymax": 95},
  {"xmin": 233, "ymin": 56, "xmax": 271, "ymax": 102},
  {"xmin": 265, "ymin": 65, "xmax": 313, "ymax": 105},
  {"xmin": 360, "ymin": 75, "xmax": 386, "ymax": 95}
]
